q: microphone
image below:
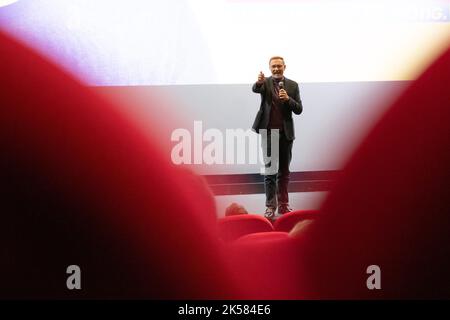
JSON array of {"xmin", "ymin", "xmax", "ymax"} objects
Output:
[{"xmin": 278, "ymin": 81, "xmax": 284, "ymax": 90}]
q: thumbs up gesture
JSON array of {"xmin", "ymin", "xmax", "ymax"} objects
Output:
[{"xmin": 257, "ymin": 71, "xmax": 265, "ymax": 84}]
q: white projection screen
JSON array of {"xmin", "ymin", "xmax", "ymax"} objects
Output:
[{"xmin": 1, "ymin": 0, "xmax": 449, "ymax": 175}]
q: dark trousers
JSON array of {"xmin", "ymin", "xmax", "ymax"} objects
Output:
[{"xmin": 261, "ymin": 129, "xmax": 293, "ymax": 208}]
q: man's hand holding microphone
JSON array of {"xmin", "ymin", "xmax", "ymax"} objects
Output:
[{"xmin": 278, "ymin": 81, "xmax": 289, "ymax": 102}]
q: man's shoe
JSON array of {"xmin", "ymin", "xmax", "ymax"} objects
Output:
[
  {"xmin": 278, "ymin": 204, "xmax": 292, "ymax": 215},
  {"xmin": 264, "ymin": 207, "xmax": 276, "ymax": 219}
]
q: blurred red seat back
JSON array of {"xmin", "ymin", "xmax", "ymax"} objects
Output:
[
  {"xmin": 226, "ymin": 232, "xmax": 302, "ymax": 299},
  {"xmin": 218, "ymin": 214, "xmax": 274, "ymax": 242},
  {"xmin": 273, "ymin": 210, "xmax": 319, "ymax": 232},
  {"xmin": 0, "ymin": 31, "xmax": 237, "ymax": 299}
]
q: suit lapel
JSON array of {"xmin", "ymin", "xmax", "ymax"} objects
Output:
[{"xmin": 267, "ymin": 76, "xmax": 274, "ymax": 103}]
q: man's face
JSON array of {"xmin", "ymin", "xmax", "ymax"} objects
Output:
[{"xmin": 270, "ymin": 59, "xmax": 286, "ymax": 79}]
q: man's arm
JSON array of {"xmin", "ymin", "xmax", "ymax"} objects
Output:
[
  {"xmin": 286, "ymin": 84, "xmax": 302, "ymax": 115},
  {"xmin": 252, "ymin": 81, "xmax": 265, "ymax": 93}
]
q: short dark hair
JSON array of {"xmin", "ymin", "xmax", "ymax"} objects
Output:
[{"xmin": 269, "ymin": 56, "xmax": 285, "ymax": 65}]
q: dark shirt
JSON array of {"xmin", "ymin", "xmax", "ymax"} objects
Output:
[{"xmin": 268, "ymin": 77, "xmax": 284, "ymax": 130}]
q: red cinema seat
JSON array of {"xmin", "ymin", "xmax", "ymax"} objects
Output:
[
  {"xmin": 235, "ymin": 231, "xmax": 290, "ymax": 244},
  {"xmin": 218, "ymin": 214, "xmax": 274, "ymax": 242},
  {"xmin": 0, "ymin": 31, "xmax": 238, "ymax": 299},
  {"xmin": 273, "ymin": 210, "xmax": 319, "ymax": 232},
  {"xmin": 226, "ymin": 231, "xmax": 302, "ymax": 300}
]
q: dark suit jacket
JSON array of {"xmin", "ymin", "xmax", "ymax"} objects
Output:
[{"xmin": 252, "ymin": 76, "xmax": 303, "ymax": 140}]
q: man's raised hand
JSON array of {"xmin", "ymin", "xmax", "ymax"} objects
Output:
[{"xmin": 257, "ymin": 71, "xmax": 265, "ymax": 84}]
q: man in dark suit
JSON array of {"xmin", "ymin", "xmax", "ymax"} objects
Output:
[{"xmin": 252, "ymin": 56, "xmax": 303, "ymax": 219}]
